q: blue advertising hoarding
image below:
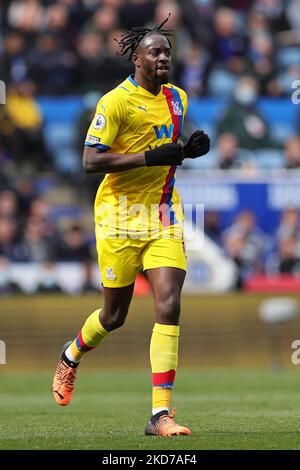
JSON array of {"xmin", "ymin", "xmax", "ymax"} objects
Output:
[{"xmin": 176, "ymin": 171, "xmax": 300, "ymax": 234}]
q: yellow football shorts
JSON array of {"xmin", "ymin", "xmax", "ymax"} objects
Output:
[{"xmin": 95, "ymin": 228, "xmax": 187, "ymax": 288}]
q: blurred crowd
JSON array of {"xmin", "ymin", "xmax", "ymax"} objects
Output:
[
  {"xmin": 1, "ymin": 0, "xmax": 300, "ymax": 293},
  {"xmin": 1, "ymin": 0, "xmax": 300, "ymax": 97},
  {"xmin": 0, "ymin": 181, "xmax": 98, "ymax": 294},
  {"xmin": 0, "ymin": 0, "xmax": 300, "ymax": 174},
  {"xmin": 205, "ymin": 208, "xmax": 300, "ymax": 289},
  {"xmin": 2, "ymin": 181, "xmax": 300, "ymax": 293}
]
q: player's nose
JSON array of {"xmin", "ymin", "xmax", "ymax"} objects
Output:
[
  {"xmin": 157, "ymin": 57, "xmax": 170, "ymax": 68},
  {"xmin": 158, "ymin": 51, "xmax": 170, "ymax": 63}
]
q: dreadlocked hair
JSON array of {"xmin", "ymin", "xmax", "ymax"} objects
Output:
[{"xmin": 115, "ymin": 13, "xmax": 173, "ymax": 60}]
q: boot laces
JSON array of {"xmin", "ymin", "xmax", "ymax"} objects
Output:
[
  {"xmin": 154, "ymin": 408, "xmax": 177, "ymax": 432},
  {"xmin": 56, "ymin": 361, "xmax": 77, "ymax": 389}
]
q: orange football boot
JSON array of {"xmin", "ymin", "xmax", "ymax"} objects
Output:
[
  {"xmin": 52, "ymin": 341, "xmax": 78, "ymax": 406},
  {"xmin": 144, "ymin": 408, "xmax": 192, "ymax": 436}
]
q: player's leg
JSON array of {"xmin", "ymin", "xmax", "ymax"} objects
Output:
[
  {"xmin": 142, "ymin": 237, "xmax": 191, "ymax": 435},
  {"xmin": 52, "ymin": 236, "xmax": 140, "ymax": 406},
  {"xmin": 64, "ymin": 283, "xmax": 135, "ymax": 363},
  {"xmin": 52, "ymin": 284, "xmax": 134, "ymax": 406}
]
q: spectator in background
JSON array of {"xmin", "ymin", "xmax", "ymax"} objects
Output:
[
  {"xmin": 276, "ymin": 208, "xmax": 300, "ymax": 243},
  {"xmin": 216, "ymin": 133, "xmax": 242, "ymax": 169},
  {"xmin": 0, "ymin": 189, "xmax": 19, "ymax": 219},
  {"xmin": 284, "ymin": 135, "xmax": 300, "ymax": 169},
  {"xmin": 180, "ymin": 0, "xmax": 215, "ymax": 51},
  {"xmin": 0, "ymin": 255, "xmax": 23, "ymax": 295},
  {"xmin": 213, "ymin": 7, "xmax": 248, "ymax": 75},
  {"xmin": 278, "ymin": 65, "xmax": 300, "ymax": 97},
  {"xmin": 0, "ymin": 216, "xmax": 17, "ymax": 259},
  {"xmin": 88, "ymin": 4, "xmax": 119, "ymax": 38},
  {"xmin": 217, "ymin": 75, "xmax": 276, "ymax": 150},
  {"xmin": 44, "ymin": 2, "xmax": 72, "ymax": 42},
  {"xmin": 247, "ymin": 8, "xmax": 270, "ymax": 37},
  {"xmin": 216, "ymin": 0, "xmax": 254, "ymax": 10},
  {"xmin": 13, "ymin": 175, "xmax": 37, "ymax": 216},
  {"xmin": 29, "ymin": 33, "xmax": 77, "ymax": 95},
  {"xmin": 177, "ymin": 42, "xmax": 209, "ymax": 96},
  {"xmin": 74, "ymin": 32, "xmax": 105, "ymax": 93},
  {"xmin": 222, "ymin": 210, "xmax": 270, "ymax": 286},
  {"xmin": 223, "ymin": 231, "xmax": 248, "ymax": 289},
  {"xmin": 0, "ymin": 31, "xmax": 28, "ymax": 84},
  {"xmin": 12, "ymin": 215, "xmax": 55, "ymax": 262},
  {"xmin": 7, "ymin": 0, "xmax": 44, "ymax": 37},
  {"xmin": 5, "ymin": 80, "xmax": 52, "ymax": 170},
  {"xmin": 0, "ymin": 105, "xmax": 16, "ymax": 163},
  {"xmin": 204, "ymin": 211, "xmax": 222, "ymax": 246},
  {"xmin": 266, "ymin": 236, "xmax": 300, "ymax": 275},
  {"xmin": 277, "ymin": 237, "xmax": 300, "ymax": 274},
  {"xmin": 55, "ymin": 224, "xmax": 92, "ymax": 262},
  {"xmin": 287, "ymin": 0, "xmax": 300, "ymax": 40},
  {"xmin": 118, "ymin": 0, "xmax": 155, "ymax": 30},
  {"xmin": 29, "ymin": 197, "xmax": 58, "ymax": 240},
  {"xmin": 91, "ymin": 29, "xmax": 133, "ymax": 93},
  {"xmin": 81, "ymin": 260, "xmax": 100, "ymax": 293},
  {"xmin": 152, "ymin": 0, "xmax": 189, "ymax": 63},
  {"xmin": 248, "ymin": 33, "xmax": 280, "ymax": 96},
  {"xmin": 254, "ymin": 0, "xmax": 291, "ymax": 34},
  {"xmin": 36, "ymin": 260, "xmax": 63, "ymax": 293}
]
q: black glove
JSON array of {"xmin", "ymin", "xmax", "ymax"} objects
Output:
[
  {"xmin": 183, "ymin": 130, "xmax": 210, "ymax": 159},
  {"xmin": 145, "ymin": 143, "xmax": 184, "ymax": 166}
]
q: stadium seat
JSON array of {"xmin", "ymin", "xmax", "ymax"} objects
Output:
[
  {"xmin": 276, "ymin": 46, "xmax": 300, "ymax": 69},
  {"xmin": 252, "ymin": 149, "xmax": 285, "ymax": 169},
  {"xmin": 44, "ymin": 123, "xmax": 80, "ymax": 174}
]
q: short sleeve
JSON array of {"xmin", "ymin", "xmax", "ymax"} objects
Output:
[
  {"xmin": 84, "ymin": 91, "xmax": 125, "ymax": 151},
  {"xmin": 181, "ymin": 90, "xmax": 188, "ymax": 117}
]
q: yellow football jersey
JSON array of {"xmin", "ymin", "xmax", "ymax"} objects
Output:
[{"xmin": 85, "ymin": 74, "xmax": 188, "ymax": 239}]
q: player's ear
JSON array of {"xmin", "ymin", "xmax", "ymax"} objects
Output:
[{"xmin": 132, "ymin": 53, "xmax": 141, "ymax": 68}]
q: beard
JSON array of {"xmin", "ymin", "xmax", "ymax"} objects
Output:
[{"xmin": 151, "ymin": 71, "xmax": 169, "ymax": 85}]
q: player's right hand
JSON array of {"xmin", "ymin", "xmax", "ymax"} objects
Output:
[
  {"xmin": 145, "ymin": 143, "xmax": 184, "ymax": 166},
  {"xmin": 183, "ymin": 130, "xmax": 210, "ymax": 159}
]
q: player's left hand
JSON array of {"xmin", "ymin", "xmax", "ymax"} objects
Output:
[{"xmin": 183, "ymin": 130, "xmax": 210, "ymax": 159}]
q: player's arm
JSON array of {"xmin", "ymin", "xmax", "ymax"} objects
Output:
[
  {"xmin": 83, "ymin": 135, "xmax": 210, "ymax": 173},
  {"xmin": 83, "ymin": 91, "xmax": 209, "ymax": 173},
  {"xmin": 83, "ymin": 143, "xmax": 185, "ymax": 173},
  {"xmin": 83, "ymin": 146, "xmax": 145, "ymax": 173}
]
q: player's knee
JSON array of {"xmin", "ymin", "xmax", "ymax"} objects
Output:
[
  {"xmin": 102, "ymin": 311, "xmax": 126, "ymax": 331},
  {"xmin": 156, "ymin": 294, "xmax": 180, "ymax": 324}
]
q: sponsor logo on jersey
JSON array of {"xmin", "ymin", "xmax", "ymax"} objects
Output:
[
  {"xmin": 171, "ymin": 100, "xmax": 182, "ymax": 116},
  {"xmin": 93, "ymin": 114, "xmax": 106, "ymax": 130},
  {"xmin": 106, "ymin": 267, "xmax": 117, "ymax": 280},
  {"xmin": 153, "ymin": 124, "xmax": 174, "ymax": 139},
  {"xmin": 86, "ymin": 135, "xmax": 101, "ymax": 144}
]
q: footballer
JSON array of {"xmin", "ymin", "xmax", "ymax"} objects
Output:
[{"xmin": 52, "ymin": 16, "xmax": 210, "ymax": 436}]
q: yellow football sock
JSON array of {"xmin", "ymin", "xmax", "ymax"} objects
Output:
[
  {"xmin": 69, "ymin": 309, "xmax": 109, "ymax": 362},
  {"xmin": 150, "ymin": 323, "xmax": 179, "ymax": 414}
]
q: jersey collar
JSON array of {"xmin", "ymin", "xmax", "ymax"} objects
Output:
[{"xmin": 127, "ymin": 74, "xmax": 165, "ymax": 98}]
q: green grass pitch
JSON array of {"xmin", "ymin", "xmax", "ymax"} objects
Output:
[{"xmin": 1, "ymin": 368, "xmax": 300, "ymax": 450}]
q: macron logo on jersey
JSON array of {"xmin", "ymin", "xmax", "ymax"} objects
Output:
[{"xmin": 153, "ymin": 124, "xmax": 174, "ymax": 139}]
